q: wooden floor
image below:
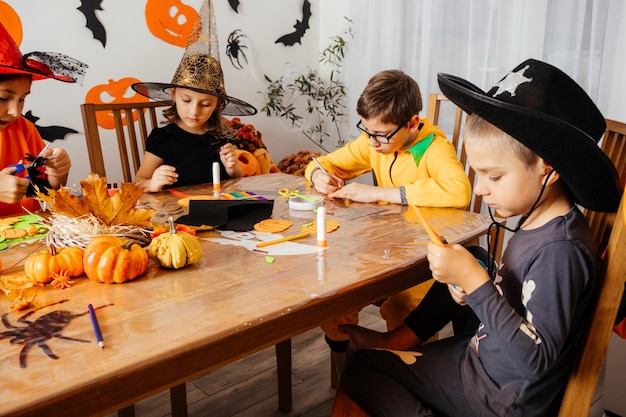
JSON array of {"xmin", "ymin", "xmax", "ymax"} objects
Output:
[{"xmin": 106, "ymin": 304, "xmax": 609, "ymax": 417}]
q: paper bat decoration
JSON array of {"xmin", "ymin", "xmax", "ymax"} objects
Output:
[
  {"xmin": 228, "ymin": 0, "xmax": 240, "ymax": 13},
  {"xmin": 275, "ymin": 0, "xmax": 311, "ymax": 46},
  {"xmin": 77, "ymin": 0, "xmax": 107, "ymax": 47},
  {"xmin": 23, "ymin": 111, "xmax": 78, "ymax": 142}
]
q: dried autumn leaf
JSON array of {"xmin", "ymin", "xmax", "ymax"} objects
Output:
[
  {"xmin": 37, "ymin": 173, "xmax": 155, "ymax": 226},
  {"xmin": 37, "ymin": 187, "xmax": 90, "ymax": 218},
  {"xmin": 107, "ymin": 182, "xmax": 153, "ymax": 225},
  {"xmin": 80, "ymin": 173, "xmax": 116, "ymax": 223}
]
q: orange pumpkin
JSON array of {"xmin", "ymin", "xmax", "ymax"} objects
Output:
[
  {"xmin": 83, "ymin": 236, "xmax": 149, "ymax": 284},
  {"xmin": 145, "ymin": 0, "xmax": 198, "ymax": 47},
  {"xmin": 24, "ymin": 245, "xmax": 85, "ymax": 284},
  {"xmin": 0, "ymin": 2, "xmax": 22, "ymax": 46},
  {"xmin": 236, "ymin": 149, "xmax": 262, "ymax": 177},
  {"xmin": 85, "ymin": 78, "xmax": 149, "ymax": 129}
]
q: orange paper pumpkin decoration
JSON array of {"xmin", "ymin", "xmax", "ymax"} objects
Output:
[
  {"xmin": 145, "ymin": 0, "xmax": 198, "ymax": 47},
  {"xmin": 0, "ymin": 2, "xmax": 22, "ymax": 46},
  {"xmin": 236, "ymin": 149, "xmax": 262, "ymax": 177},
  {"xmin": 85, "ymin": 78, "xmax": 150, "ymax": 129}
]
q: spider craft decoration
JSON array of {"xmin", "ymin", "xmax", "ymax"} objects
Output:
[
  {"xmin": 226, "ymin": 30, "xmax": 248, "ymax": 70},
  {"xmin": 0, "ymin": 299, "xmax": 112, "ymax": 368}
]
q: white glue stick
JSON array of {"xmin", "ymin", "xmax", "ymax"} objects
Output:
[
  {"xmin": 212, "ymin": 162, "xmax": 221, "ymax": 193},
  {"xmin": 317, "ymin": 206, "xmax": 327, "ymax": 247}
]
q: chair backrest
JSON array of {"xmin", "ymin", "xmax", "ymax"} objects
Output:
[
  {"xmin": 81, "ymin": 101, "xmax": 169, "ymax": 183},
  {"xmin": 558, "ymin": 192, "xmax": 626, "ymax": 417},
  {"xmin": 584, "ymin": 119, "xmax": 626, "ymax": 253},
  {"xmin": 426, "ymin": 93, "xmax": 479, "ymax": 214}
]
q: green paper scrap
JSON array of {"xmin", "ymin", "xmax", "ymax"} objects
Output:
[
  {"xmin": 265, "ymin": 256, "xmax": 275, "ymax": 263},
  {"xmin": 0, "ymin": 214, "xmax": 48, "ymax": 251}
]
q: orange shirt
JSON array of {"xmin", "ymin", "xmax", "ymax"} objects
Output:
[{"xmin": 0, "ymin": 116, "xmax": 46, "ymax": 216}]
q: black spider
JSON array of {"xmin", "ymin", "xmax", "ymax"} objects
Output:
[
  {"xmin": 0, "ymin": 300, "xmax": 112, "ymax": 368},
  {"xmin": 226, "ymin": 30, "xmax": 248, "ymax": 70}
]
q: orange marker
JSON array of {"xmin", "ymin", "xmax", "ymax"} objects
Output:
[{"xmin": 410, "ymin": 205, "xmax": 447, "ymax": 247}]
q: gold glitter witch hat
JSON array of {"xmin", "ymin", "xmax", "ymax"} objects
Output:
[{"xmin": 132, "ymin": 0, "xmax": 256, "ymax": 116}]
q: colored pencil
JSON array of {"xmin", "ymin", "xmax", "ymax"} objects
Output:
[
  {"xmin": 256, "ymin": 232, "xmax": 310, "ymax": 248},
  {"xmin": 87, "ymin": 304, "xmax": 105, "ymax": 349}
]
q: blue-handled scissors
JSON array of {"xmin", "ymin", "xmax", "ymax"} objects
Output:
[{"xmin": 5, "ymin": 143, "xmax": 50, "ymax": 178}]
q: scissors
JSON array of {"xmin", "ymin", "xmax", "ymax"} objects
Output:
[
  {"xmin": 278, "ymin": 188, "xmax": 320, "ymax": 202},
  {"xmin": 6, "ymin": 143, "xmax": 51, "ymax": 178}
]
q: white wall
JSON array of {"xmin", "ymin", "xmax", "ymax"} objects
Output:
[
  {"xmin": 3, "ymin": 0, "xmax": 350, "ymax": 185},
  {"xmin": 3, "ymin": 0, "xmax": 623, "ymax": 187},
  {"xmin": 599, "ymin": 0, "xmax": 626, "ymax": 123}
]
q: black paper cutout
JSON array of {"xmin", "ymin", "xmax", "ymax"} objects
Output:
[
  {"xmin": 226, "ymin": 30, "xmax": 248, "ymax": 69},
  {"xmin": 228, "ymin": 0, "xmax": 240, "ymax": 13},
  {"xmin": 24, "ymin": 111, "xmax": 78, "ymax": 143},
  {"xmin": 275, "ymin": 0, "xmax": 312, "ymax": 46},
  {"xmin": 77, "ymin": 0, "xmax": 107, "ymax": 47},
  {"xmin": 0, "ymin": 300, "xmax": 113, "ymax": 368}
]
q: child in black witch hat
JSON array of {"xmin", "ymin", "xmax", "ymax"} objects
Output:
[
  {"xmin": 133, "ymin": 0, "xmax": 256, "ymax": 193},
  {"xmin": 339, "ymin": 59, "xmax": 622, "ymax": 417}
]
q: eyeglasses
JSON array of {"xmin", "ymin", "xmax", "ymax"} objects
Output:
[{"xmin": 356, "ymin": 120, "xmax": 406, "ymax": 144}]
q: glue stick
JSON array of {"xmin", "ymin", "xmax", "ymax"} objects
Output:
[
  {"xmin": 317, "ymin": 206, "xmax": 327, "ymax": 247},
  {"xmin": 212, "ymin": 162, "xmax": 221, "ymax": 194}
]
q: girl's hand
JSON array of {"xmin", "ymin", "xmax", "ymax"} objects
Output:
[
  {"xmin": 147, "ymin": 165, "xmax": 178, "ymax": 192},
  {"xmin": 220, "ymin": 143, "xmax": 242, "ymax": 178},
  {"xmin": 0, "ymin": 166, "xmax": 29, "ymax": 204},
  {"xmin": 426, "ymin": 243, "xmax": 490, "ymax": 295}
]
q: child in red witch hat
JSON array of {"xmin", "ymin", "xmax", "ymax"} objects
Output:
[
  {"xmin": 340, "ymin": 59, "xmax": 622, "ymax": 417},
  {"xmin": 0, "ymin": 22, "xmax": 87, "ymax": 216}
]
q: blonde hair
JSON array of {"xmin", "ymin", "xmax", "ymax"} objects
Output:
[{"xmin": 464, "ymin": 115, "xmax": 538, "ymax": 167}]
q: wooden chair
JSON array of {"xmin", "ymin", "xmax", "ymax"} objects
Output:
[
  {"xmin": 584, "ymin": 119, "xmax": 626, "ymax": 253},
  {"xmin": 81, "ymin": 101, "xmax": 169, "ymax": 182},
  {"xmin": 557, "ymin": 119, "xmax": 626, "ymax": 417},
  {"xmin": 82, "ymin": 101, "xmax": 187, "ymax": 417}
]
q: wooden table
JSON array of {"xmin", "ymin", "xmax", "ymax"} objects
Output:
[{"xmin": 0, "ymin": 173, "xmax": 494, "ymax": 417}]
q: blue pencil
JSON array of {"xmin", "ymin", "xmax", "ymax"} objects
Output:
[{"xmin": 87, "ymin": 304, "xmax": 104, "ymax": 349}]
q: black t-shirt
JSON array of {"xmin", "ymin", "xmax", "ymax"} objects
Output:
[{"xmin": 145, "ymin": 123, "xmax": 230, "ymax": 187}]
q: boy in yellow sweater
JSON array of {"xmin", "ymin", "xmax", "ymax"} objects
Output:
[{"xmin": 304, "ymin": 69, "xmax": 471, "ymax": 376}]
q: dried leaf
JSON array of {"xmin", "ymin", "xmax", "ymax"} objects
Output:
[
  {"xmin": 80, "ymin": 173, "xmax": 116, "ymax": 223},
  {"xmin": 37, "ymin": 173, "xmax": 155, "ymax": 226},
  {"xmin": 38, "ymin": 188, "xmax": 90, "ymax": 218}
]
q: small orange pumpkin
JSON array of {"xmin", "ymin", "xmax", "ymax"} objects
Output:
[
  {"xmin": 145, "ymin": 0, "xmax": 198, "ymax": 47},
  {"xmin": 83, "ymin": 236, "xmax": 149, "ymax": 284},
  {"xmin": 236, "ymin": 149, "xmax": 262, "ymax": 177},
  {"xmin": 24, "ymin": 245, "xmax": 85, "ymax": 284},
  {"xmin": 85, "ymin": 78, "xmax": 149, "ymax": 129}
]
